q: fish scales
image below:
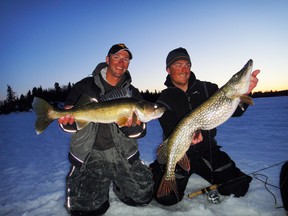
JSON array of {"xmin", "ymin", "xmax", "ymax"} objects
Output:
[
  {"xmin": 71, "ymin": 100, "xmax": 136, "ymax": 122},
  {"xmin": 48, "ymin": 100, "xmax": 134, "ymax": 122}
]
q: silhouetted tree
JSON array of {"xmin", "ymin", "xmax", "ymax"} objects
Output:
[
  {"xmin": 54, "ymin": 82, "xmax": 61, "ymax": 93},
  {"xmin": 6, "ymin": 85, "xmax": 16, "ymax": 103}
]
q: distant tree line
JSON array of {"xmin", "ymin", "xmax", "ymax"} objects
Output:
[
  {"xmin": 252, "ymin": 90, "xmax": 288, "ymax": 98},
  {"xmin": 0, "ymin": 83, "xmax": 287, "ymax": 115},
  {"xmin": 0, "ymin": 83, "xmax": 161, "ymax": 115}
]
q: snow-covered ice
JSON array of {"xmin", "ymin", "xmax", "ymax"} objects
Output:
[{"xmin": 0, "ymin": 96, "xmax": 287, "ymax": 216}]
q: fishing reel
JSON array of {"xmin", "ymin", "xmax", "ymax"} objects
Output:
[
  {"xmin": 206, "ymin": 191, "xmax": 221, "ymax": 204},
  {"xmin": 187, "ymin": 184, "xmax": 220, "ymax": 204}
]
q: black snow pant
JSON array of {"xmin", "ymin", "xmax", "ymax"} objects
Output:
[
  {"xmin": 280, "ymin": 161, "xmax": 288, "ymax": 212},
  {"xmin": 66, "ymin": 148, "xmax": 154, "ymax": 215},
  {"xmin": 149, "ymin": 146, "xmax": 252, "ymax": 206}
]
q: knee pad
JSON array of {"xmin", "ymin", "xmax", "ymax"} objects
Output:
[{"xmin": 120, "ymin": 196, "xmax": 151, "ymax": 207}]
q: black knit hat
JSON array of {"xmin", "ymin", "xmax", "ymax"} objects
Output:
[
  {"xmin": 166, "ymin": 47, "xmax": 191, "ymax": 68},
  {"xmin": 107, "ymin": 43, "xmax": 133, "ymax": 59}
]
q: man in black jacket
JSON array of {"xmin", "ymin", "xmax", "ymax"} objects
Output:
[
  {"xmin": 150, "ymin": 47, "xmax": 260, "ymax": 206},
  {"xmin": 59, "ymin": 43, "xmax": 154, "ymax": 215}
]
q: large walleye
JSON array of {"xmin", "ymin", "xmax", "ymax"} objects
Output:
[
  {"xmin": 157, "ymin": 59, "xmax": 254, "ymax": 199},
  {"xmin": 32, "ymin": 96, "xmax": 166, "ymax": 135}
]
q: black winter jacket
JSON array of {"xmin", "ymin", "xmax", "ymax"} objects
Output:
[{"xmin": 157, "ymin": 71, "xmax": 249, "ymax": 152}]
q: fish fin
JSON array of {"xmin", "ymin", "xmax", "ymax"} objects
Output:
[
  {"xmin": 157, "ymin": 139, "xmax": 168, "ymax": 164},
  {"xmin": 131, "ymin": 112, "xmax": 138, "ymax": 126},
  {"xmin": 100, "ymin": 87, "xmax": 132, "ymax": 101},
  {"xmin": 75, "ymin": 94, "xmax": 98, "ymax": 108},
  {"xmin": 177, "ymin": 154, "xmax": 190, "ymax": 172},
  {"xmin": 116, "ymin": 117, "xmax": 129, "ymax": 127},
  {"xmin": 157, "ymin": 176, "xmax": 179, "ymax": 201},
  {"xmin": 240, "ymin": 95, "xmax": 254, "ymax": 105},
  {"xmin": 32, "ymin": 97, "xmax": 55, "ymax": 134},
  {"xmin": 75, "ymin": 120, "xmax": 90, "ymax": 130}
]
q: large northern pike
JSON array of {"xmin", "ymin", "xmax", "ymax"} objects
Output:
[
  {"xmin": 157, "ymin": 59, "xmax": 254, "ymax": 199},
  {"xmin": 32, "ymin": 96, "xmax": 166, "ymax": 135}
]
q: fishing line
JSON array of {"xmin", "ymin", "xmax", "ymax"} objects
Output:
[
  {"xmin": 216, "ymin": 160, "xmax": 287, "ymax": 190},
  {"xmin": 251, "ymin": 161, "xmax": 288, "ymax": 209},
  {"xmin": 203, "ymin": 81, "xmax": 215, "ymax": 187},
  {"xmin": 188, "ymin": 160, "xmax": 288, "ymax": 208},
  {"xmin": 252, "ymin": 173, "xmax": 281, "ymax": 208},
  {"xmin": 207, "ymin": 131, "xmax": 221, "ymax": 204},
  {"xmin": 249, "ymin": 160, "xmax": 287, "ymax": 175},
  {"xmin": 208, "ymin": 130, "xmax": 213, "ymax": 183},
  {"xmin": 222, "ymin": 160, "xmax": 287, "ymax": 209}
]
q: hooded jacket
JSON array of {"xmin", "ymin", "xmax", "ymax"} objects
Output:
[
  {"xmin": 157, "ymin": 71, "xmax": 248, "ymax": 152},
  {"xmin": 64, "ymin": 62, "xmax": 146, "ymax": 170}
]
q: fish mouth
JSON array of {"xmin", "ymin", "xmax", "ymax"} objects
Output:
[
  {"xmin": 229, "ymin": 59, "xmax": 253, "ymax": 95},
  {"xmin": 154, "ymin": 103, "xmax": 166, "ymax": 115},
  {"xmin": 153, "ymin": 105, "xmax": 166, "ymax": 118},
  {"xmin": 152, "ymin": 111, "xmax": 165, "ymax": 119},
  {"xmin": 240, "ymin": 59, "xmax": 253, "ymax": 78},
  {"xmin": 233, "ymin": 59, "xmax": 253, "ymax": 81},
  {"xmin": 241, "ymin": 59, "xmax": 253, "ymax": 86}
]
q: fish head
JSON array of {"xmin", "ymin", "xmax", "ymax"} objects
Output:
[
  {"xmin": 225, "ymin": 59, "xmax": 253, "ymax": 98},
  {"xmin": 135, "ymin": 101, "xmax": 166, "ymax": 122}
]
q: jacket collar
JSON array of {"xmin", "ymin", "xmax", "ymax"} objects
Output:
[{"xmin": 92, "ymin": 62, "xmax": 132, "ymax": 97}]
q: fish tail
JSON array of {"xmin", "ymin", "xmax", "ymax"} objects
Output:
[
  {"xmin": 157, "ymin": 176, "xmax": 179, "ymax": 201},
  {"xmin": 32, "ymin": 97, "xmax": 55, "ymax": 134}
]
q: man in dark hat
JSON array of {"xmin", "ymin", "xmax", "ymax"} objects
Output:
[
  {"xmin": 150, "ymin": 47, "xmax": 260, "ymax": 206},
  {"xmin": 58, "ymin": 43, "xmax": 154, "ymax": 215}
]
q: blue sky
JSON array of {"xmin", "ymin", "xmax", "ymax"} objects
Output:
[{"xmin": 1, "ymin": 0, "xmax": 287, "ymax": 101}]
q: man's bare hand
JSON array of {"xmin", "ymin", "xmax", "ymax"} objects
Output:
[
  {"xmin": 191, "ymin": 130, "xmax": 203, "ymax": 145},
  {"xmin": 246, "ymin": 70, "xmax": 260, "ymax": 94},
  {"xmin": 58, "ymin": 105, "xmax": 75, "ymax": 125}
]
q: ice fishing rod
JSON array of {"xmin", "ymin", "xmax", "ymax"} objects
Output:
[
  {"xmin": 187, "ymin": 160, "xmax": 288, "ymax": 201},
  {"xmin": 249, "ymin": 160, "xmax": 288, "ymax": 175},
  {"xmin": 187, "ymin": 184, "xmax": 219, "ymax": 199}
]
